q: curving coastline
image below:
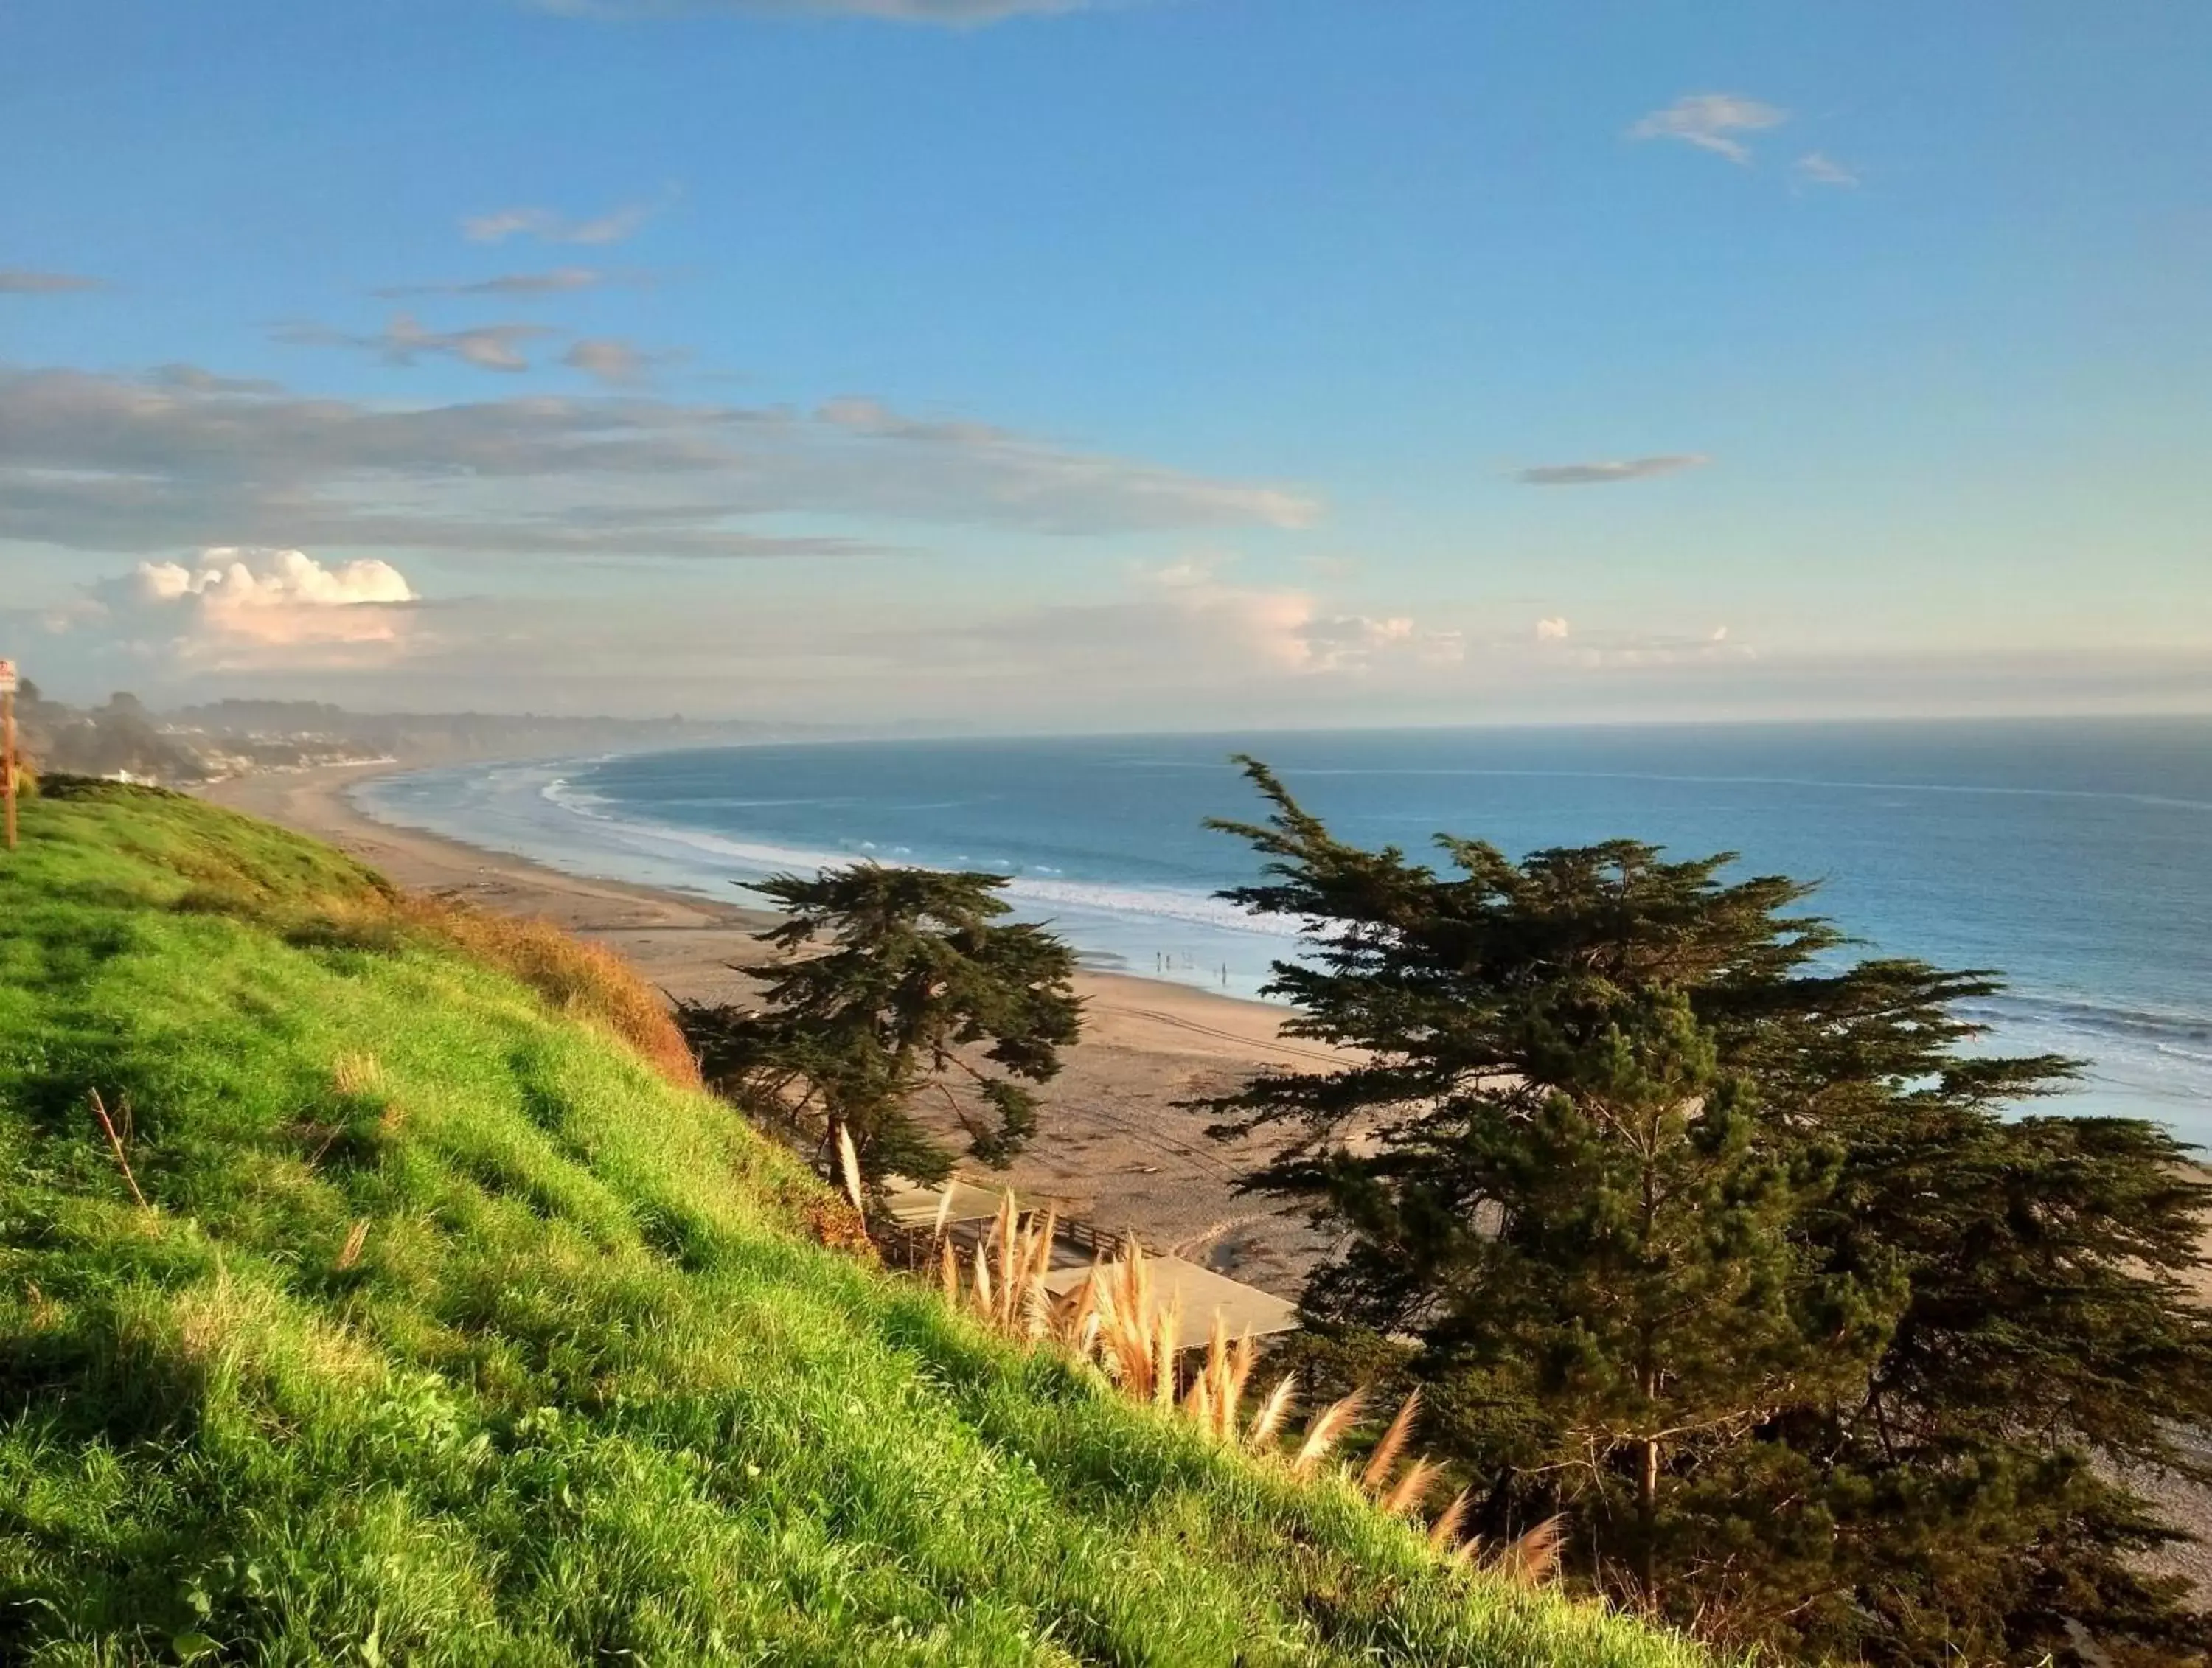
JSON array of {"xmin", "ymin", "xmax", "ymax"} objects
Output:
[{"xmin": 199, "ymin": 760, "xmax": 1343, "ymax": 1290}]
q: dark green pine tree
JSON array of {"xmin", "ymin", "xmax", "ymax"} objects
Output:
[
  {"xmin": 679, "ymin": 865, "xmax": 1082, "ymax": 1186},
  {"xmin": 1202, "ymin": 757, "xmax": 2212, "ymax": 1664}
]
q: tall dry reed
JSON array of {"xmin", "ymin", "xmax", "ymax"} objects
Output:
[{"xmin": 914, "ymin": 1185, "xmax": 1565, "ymax": 1585}]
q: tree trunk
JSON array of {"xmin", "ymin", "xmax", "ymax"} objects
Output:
[
  {"xmin": 1637, "ymin": 1142, "xmax": 1662, "ymax": 1605},
  {"xmin": 1637, "ymin": 1433, "xmax": 1660, "ymax": 1603}
]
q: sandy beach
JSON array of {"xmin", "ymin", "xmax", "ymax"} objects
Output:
[{"xmin": 200, "ymin": 761, "xmax": 1343, "ymax": 1293}]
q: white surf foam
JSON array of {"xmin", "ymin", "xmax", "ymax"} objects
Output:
[{"xmin": 536, "ymin": 771, "xmax": 1281, "ymax": 938}]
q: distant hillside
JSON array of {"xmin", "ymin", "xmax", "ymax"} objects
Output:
[
  {"xmin": 0, "ymin": 782, "xmax": 1713, "ymax": 1666},
  {"xmin": 167, "ymin": 698, "xmax": 808, "ymax": 763},
  {"xmin": 11, "ymin": 681, "xmax": 811, "ymax": 784}
]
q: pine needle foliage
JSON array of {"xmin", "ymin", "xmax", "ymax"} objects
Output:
[
  {"xmin": 1200, "ymin": 757, "xmax": 2212, "ymax": 1666},
  {"xmin": 678, "ymin": 864, "xmax": 1081, "ymax": 1186}
]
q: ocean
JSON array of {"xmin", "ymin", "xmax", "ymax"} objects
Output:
[{"xmin": 358, "ymin": 720, "xmax": 2212, "ymax": 1141}]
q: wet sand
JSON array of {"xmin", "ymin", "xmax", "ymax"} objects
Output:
[{"xmin": 200, "ymin": 762, "xmax": 1341, "ymax": 1291}]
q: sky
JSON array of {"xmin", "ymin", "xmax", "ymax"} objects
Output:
[{"xmin": 3, "ymin": 0, "xmax": 2209, "ymax": 728}]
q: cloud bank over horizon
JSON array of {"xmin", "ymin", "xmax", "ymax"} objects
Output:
[{"xmin": 24, "ymin": 537, "xmax": 2208, "ymax": 732}]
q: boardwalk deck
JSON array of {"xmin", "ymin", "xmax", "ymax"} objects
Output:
[
  {"xmin": 880, "ymin": 1175, "xmax": 1302, "ymax": 1352},
  {"xmin": 1042, "ymin": 1254, "xmax": 1299, "ymax": 1352}
]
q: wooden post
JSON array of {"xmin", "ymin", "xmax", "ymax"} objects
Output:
[{"xmin": 1, "ymin": 658, "xmax": 16, "ymax": 852}]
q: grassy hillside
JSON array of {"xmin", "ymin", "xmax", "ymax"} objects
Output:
[{"xmin": 0, "ymin": 782, "xmax": 1716, "ymax": 1667}]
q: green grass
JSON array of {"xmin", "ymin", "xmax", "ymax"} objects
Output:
[{"xmin": 0, "ymin": 781, "xmax": 1717, "ymax": 1667}]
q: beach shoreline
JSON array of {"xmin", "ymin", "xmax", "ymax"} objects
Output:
[{"xmin": 198, "ymin": 759, "xmax": 1341, "ymax": 1290}]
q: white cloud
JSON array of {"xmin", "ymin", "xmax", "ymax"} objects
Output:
[
  {"xmin": 1792, "ymin": 151, "xmax": 1860, "ymax": 189},
  {"xmin": 0, "ymin": 364, "xmax": 1323, "ymax": 555},
  {"xmin": 70, "ymin": 548, "xmax": 420, "ymax": 669},
  {"xmin": 530, "ymin": 0, "xmax": 1091, "ymax": 21},
  {"xmin": 1628, "ymin": 94, "xmax": 1787, "ymax": 165},
  {"xmin": 276, "ymin": 313, "xmax": 561, "ymax": 373},
  {"xmin": 1516, "ymin": 454, "xmax": 1711, "ymax": 487},
  {"xmin": 1, "ymin": 268, "xmax": 105, "ymax": 294},
  {"xmin": 1301, "ymin": 611, "xmax": 1450, "ymax": 673},
  {"xmin": 1535, "ymin": 616, "xmax": 1571, "ymax": 641},
  {"xmin": 463, "ymin": 192, "xmax": 672, "ymax": 246},
  {"xmin": 133, "ymin": 547, "xmax": 414, "ymax": 611}
]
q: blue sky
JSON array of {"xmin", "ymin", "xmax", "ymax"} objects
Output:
[{"xmin": 4, "ymin": 0, "xmax": 2208, "ymax": 724}]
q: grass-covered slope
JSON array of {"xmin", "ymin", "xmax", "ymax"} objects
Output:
[{"xmin": 0, "ymin": 782, "xmax": 1714, "ymax": 1667}]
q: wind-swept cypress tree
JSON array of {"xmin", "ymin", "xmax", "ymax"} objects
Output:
[
  {"xmin": 1203, "ymin": 757, "xmax": 2212, "ymax": 1664},
  {"xmin": 680, "ymin": 864, "xmax": 1081, "ymax": 1186}
]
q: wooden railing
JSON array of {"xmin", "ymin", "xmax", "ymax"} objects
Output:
[
  {"xmin": 1057, "ymin": 1217, "xmax": 1130, "ymax": 1259},
  {"xmin": 874, "ymin": 1208, "xmax": 1130, "ymax": 1271}
]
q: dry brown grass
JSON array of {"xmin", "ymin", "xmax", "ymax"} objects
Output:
[
  {"xmin": 88, "ymin": 1090, "xmax": 149, "ymax": 1210},
  {"xmin": 336, "ymin": 1219, "xmax": 371, "ymax": 1271},
  {"xmin": 332, "ymin": 1053, "xmax": 382, "ymax": 1097},
  {"xmin": 1360, "ymin": 1389, "xmax": 1422, "ymax": 1494},
  {"xmin": 396, "ymin": 895, "xmax": 699, "ymax": 1089},
  {"xmin": 959, "ymin": 1191, "xmax": 1059, "ymax": 1342},
  {"xmin": 1293, "ymin": 1389, "xmax": 1366, "ymax": 1478},
  {"xmin": 915, "ymin": 1186, "xmax": 1557, "ymax": 1582},
  {"xmin": 1428, "ymin": 1487, "xmax": 1472, "ymax": 1554},
  {"xmin": 1483, "ymin": 1515, "xmax": 1568, "ymax": 1585},
  {"xmin": 23, "ymin": 1282, "xmax": 58, "ymax": 1331},
  {"xmin": 804, "ymin": 1195, "xmax": 874, "ymax": 1257},
  {"xmin": 178, "ymin": 867, "xmax": 702, "ymax": 1091},
  {"xmin": 835, "ymin": 1124, "xmax": 866, "ymax": 1217},
  {"xmin": 1381, "ymin": 1456, "xmax": 1441, "ymax": 1518}
]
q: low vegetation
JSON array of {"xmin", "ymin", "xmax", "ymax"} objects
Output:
[{"xmin": 0, "ymin": 780, "xmax": 1714, "ymax": 1666}]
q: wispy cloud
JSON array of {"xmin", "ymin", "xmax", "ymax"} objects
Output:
[
  {"xmin": 372, "ymin": 266, "xmax": 626, "ymax": 298},
  {"xmin": 529, "ymin": 0, "xmax": 1093, "ymax": 23},
  {"xmin": 1628, "ymin": 94, "xmax": 1787, "ymax": 165},
  {"xmin": 0, "ymin": 268, "xmax": 105, "ymax": 294},
  {"xmin": 150, "ymin": 364, "xmax": 285, "ymax": 395},
  {"xmin": 1792, "ymin": 151, "xmax": 1860, "ymax": 189},
  {"xmin": 560, "ymin": 338, "xmax": 681, "ymax": 386},
  {"xmin": 1535, "ymin": 622, "xmax": 1756, "ymax": 670},
  {"xmin": 936, "ymin": 564, "xmax": 1458, "ymax": 685},
  {"xmin": 274, "ymin": 313, "xmax": 563, "ymax": 373},
  {"xmin": 1516, "ymin": 454, "xmax": 1711, "ymax": 487},
  {"xmin": 0, "ymin": 364, "xmax": 1322, "ymax": 559},
  {"xmin": 1534, "ymin": 616, "xmax": 1570, "ymax": 641},
  {"xmin": 463, "ymin": 192, "xmax": 673, "ymax": 246}
]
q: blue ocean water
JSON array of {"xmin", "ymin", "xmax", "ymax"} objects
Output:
[{"xmin": 358, "ymin": 720, "xmax": 2212, "ymax": 1139}]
